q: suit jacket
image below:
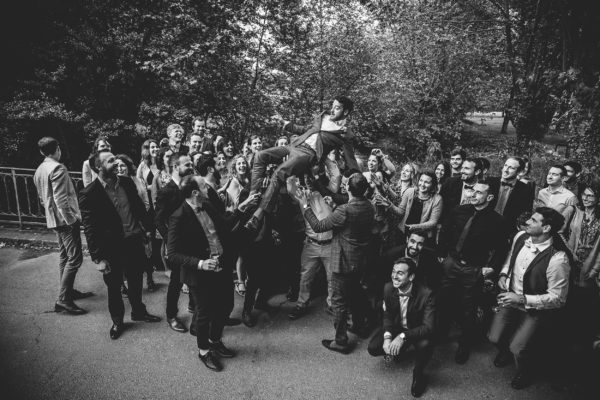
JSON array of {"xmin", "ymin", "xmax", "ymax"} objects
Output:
[
  {"xmin": 287, "ymin": 112, "xmax": 360, "ymax": 172},
  {"xmin": 382, "ymin": 281, "xmax": 435, "ymax": 340},
  {"xmin": 304, "ymin": 197, "xmax": 374, "ymax": 274},
  {"xmin": 383, "ymin": 245, "xmax": 441, "ymax": 290},
  {"xmin": 166, "ymin": 201, "xmax": 239, "ymax": 287},
  {"xmin": 439, "ymin": 176, "xmax": 465, "ymax": 217},
  {"xmin": 154, "ymin": 180, "xmax": 183, "ymax": 240},
  {"xmin": 33, "ymin": 157, "xmax": 81, "ymax": 228},
  {"xmin": 488, "ymin": 177, "xmax": 534, "ymax": 234},
  {"xmin": 393, "ymin": 188, "xmax": 442, "ymax": 238},
  {"xmin": 79, "ymin": 176, "xmax": 150, "ymax": 262}
]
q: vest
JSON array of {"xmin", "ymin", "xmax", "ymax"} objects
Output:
[{"xmin": 507, "ymin": 233, "xmax": 559, "ymax": 296}]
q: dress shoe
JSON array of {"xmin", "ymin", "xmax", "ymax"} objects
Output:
[
  {"xmin": 209, "ymin": 341, "xmax": 236, "ymax": 358},
  {"xmin": 110, "ymin": 323, "xmax": 125, "ymax": 340},
  {"xmin": 411, "ymin": 372, "xmax": 427, "ymax": 397},
  {"xmin": 511, "ymin": 372, "xmax": 533, "ymax": 389},
  {"xmin": 288, "ymin": 306, "xmax": 307, "ymax": 320},
  {"xmin": 167, "ymin": 317, "xmax": 187, "ymax": 333},
  {"xmin": 242, "ymin": 311, "xmax": 255, "ymax": 327},
  {"xmin": 54, "ymin": 300, "xmax": 87, "ymax": 315},
  {"xmin": 454, "ymin": 345, "xmax": 470, "ymax": 364},
  {"xmin": 347, "ymin": 323, "xmax": 373, "ymax": 339},
  {"xmin": 71, "ymin": 289, "xmax": 94, "ymax": 300},
  {"xmin": 225, "ymin": 317, "xmax": 241, "ymax": 326},
  {"xmin": 494, "ymin": 351, "xmax": 513, "ymax": 368},
  {"xmin": 131, "ymin": 312, "xmax": 161, "ymax": 322},
  {"xmin": 321, "ymin": 339, "xmax": 352, "ymax": 354},
  {"xmin": 198, "ymin": 350, "xmax": 223, "ymax": 372},
  {"xmin": 190, "ymin": 326, "xmax": 197, "ymax": 336}
]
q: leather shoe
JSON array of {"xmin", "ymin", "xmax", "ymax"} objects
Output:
[
  {"xmin": 198, "ymin": 350, "xmax": 223, "ymax": 372},
  {"xmin": 55, "ymin": 300, "xmax": 87, "ymax": 315},
  {"xmin": 288, "ymin": 306, "xmax": 307, "ymax": 320},
  {"xmin": 209, "ymin": 341, "xmax": 236, "ymax": 358},
  {"xmin": 225, "ymin": 317, "xmax": 241, "ymax": 326},
  {"xmin": 321, "ymin": 339, "xmax": 352, "ymax": 354},
  {"xmin": 455, "ymin": 345, "xmax": 470, "ymax": 364},
  {"xmin": 131, "ymin": 312, "xmax": 161, "ymax": 322},
  {"xmin": 347, "ymin": 323, "xmax": 373, "ymax": 339},
  {"xmin": 71, "ymin": 289, "xmax": 94, "ymax": 300},
  {"xmin": 242, "ymin": 311, "xmax": 255, "ymax": 327},
  {"xmin": 511, "ymin": 372, "xmax": 533, "ymax": 389},
  {"xmin": 167, "ymin": 317, "xmax": 187, "ymax": 333},
  {"xmin": 110, "ymin": 323, "xmax": 124, "ymax": 340},
  {"xmin": 411, "ymin": 372, "xmax": 426, "ymax": 397},
  {"xmin": 494, "ymin": 351, "xmax": 513, "ymax": 368},
  {"xmin": 190, "ymin": 326, "xmax": 197, "ymax": 336}
]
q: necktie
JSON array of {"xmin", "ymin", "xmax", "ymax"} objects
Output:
[
  {"xmin": 501, "ymin": 181, "xmax": 515, "ymax": 187},
  {"xmin": 456, "ymin": 211, "xmax": 477, "ymax": 255}
]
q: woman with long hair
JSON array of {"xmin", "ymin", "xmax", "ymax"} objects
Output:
[
  {"xmin": 82, "ymin": 136, "xmax": 111, "ymax": 187},
  {"xmin": 517, "ymin": 156, "xmax": 536, "ymax": 192},
  {"xmin": 395, "ymin": 162, "xmax": 420, "ymax": 199},
  {"xmin": 136, "ymin": 139, "xmax": 160, "ymax": 202},
  {"xmin": 434, "ymin": 161, "xmax": 452, "ymax": 192},
  {"xmin": 150, "ymin": 148, "xmax": 174, "ymax": 207}
]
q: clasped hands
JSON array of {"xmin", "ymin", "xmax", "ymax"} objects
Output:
[{"xmin": 383, "ymin": 335, "xmax": 405, "ymax": 356}]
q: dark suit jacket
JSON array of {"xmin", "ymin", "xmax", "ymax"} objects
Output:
[
  {"xmin": 79, "ymin": 176, "xmax": 151, "ymax": 263},
  {"xmin": 154, "ymin": 180, "xmax": 183, "ymax": 240},
  {"xmin": 287, "ymin": 112, "xmax": 360, "ymax": 172},
  {"xmin": 439, "ymin": 176, "xmax": 465, "ymax": 217},
  {"xmin": 166, "ymin": 201, "xmax": 240, "ymax": 287},
  {"xmin": 383, "ymin": 246, "xmax": 441, "ymax": 290},
  {"xmin": 488, "ymin": 177, "xmax": 534, "ymax": 234},
  {"xmin": 382, "ymin": 281, "xmax": 435, "ymax": 340},
  {"xmin": 304, "ymin": 197, "xmax": 374, "ymax": 274}
]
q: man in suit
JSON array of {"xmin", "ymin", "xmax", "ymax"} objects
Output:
[
  {"xmin": 297, "ymin": 173, "xmax": 374, "ymax": 353},
  {"xmin": 382, "ymin": 232, "xmax": 442, "ymax": 291},
  {"xmin": 490, "ymin": 157, "xmax": 534, "ymax": 234},
  {"xmin": 368, "ymin": 258, "xmax": 435, "ymax": 398},
  {"xmin": 439, "ymin": 157, "xmax": 482, "ymax": 218},
  {"xmin": 245, "ymin": 96, "xmax": 361, "ymax": 232},
  {"xmin": 167, "ymin": 175, "xmax": 253, "ymax": 371},
  {"xmin": 33, "ymin": 137, "xmax": 91, "ymax": 315},
  {"xmin": 190, "ymin": 117, "xmax": 214, "ymax": 154},
  {"xmin": 154, "ymin": 153, "xmax": 194, "ymax": 333},
  {"xmin": 79, "ymin": 152, "xmax": 161, "ymax": 339}
]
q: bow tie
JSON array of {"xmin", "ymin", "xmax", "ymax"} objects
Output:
[
  {"xmin": 194, "ymin": 205, "xmax": 204, "ymax": 212},
  {"xmin": 524, "ymin": 239, "xmax": 539, "ymax": 254},
  {"xmin": 501, "ymin": 181, "xmax": 515, "ymax": 188},
  {"xmin": 464, "ymin": 184, "xmax": 474, "ymax": 190}
]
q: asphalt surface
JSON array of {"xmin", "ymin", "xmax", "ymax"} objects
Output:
[{"xmin": 0, "ymin": 247, "xmax": 576, "ymax": 400}]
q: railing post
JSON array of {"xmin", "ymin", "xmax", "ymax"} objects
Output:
[{"xmin": 11, "ymin": 168, "xmax": 23, "ymax": 229}]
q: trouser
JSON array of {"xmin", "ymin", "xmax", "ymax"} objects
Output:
[
  {"xmin": 103, "ymin": 235, "xmax": 148, "ymax": 323},
  {"xmin": 243, "ymin": 241, "xmax": 272, "ymax": 312},
  {"xmin": 368, "ymin": 327, "xmax": 434, "ymax": 375},
  {"xmin": 165, "ymin": 260, "xmax": 195, "ymax": 319},
  {"xmin": 250, "ymin": 145, "xmax": 317, "ymax": 213},
  {"xmin": 437, "ymin": 256, "xmax": 483, "ymax": 347},
  {"xmin": 330, "ymin": 271, "xmax": 372, "ymax": 346},
  {"xmin": 282, "ymin": 231, "xmax": 305, "ymax": 296},
  {"xmin": 189, "ymin": 271, "xmax": 234, "ymax": 350},
  {"xmin": 297, "ymin": 239, "xmax": 332, "ymax": 307},
  {"xmin": 488, "ymin": 305, "xmax": 550, "ymax": 374},
  {"xmin": 54, "ymin": 222, "xmax": 83, "ymax": 302}
]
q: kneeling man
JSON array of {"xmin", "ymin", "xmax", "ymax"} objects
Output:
[{"xmin": 368, "ymin": 258, "xmax": 436, "ymax": 398}]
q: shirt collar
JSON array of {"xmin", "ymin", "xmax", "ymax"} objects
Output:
[
  {"xmin": 397, "ymin": 283, "xmax": 413, "ymax": 298},
  {"xmin": 186, "ymin": 199, "xmax": 204, "ymax": 212},
  {"xmin": 98, "ymin": 174, "xmax": 120, "ymax": 189},
  {"xmin": 546, "ymin": 185, "xmax": 565, "ymax": 195},
  {"xmin": 523, "ymin": 236, "xmax": 553, "ymax": 254}
]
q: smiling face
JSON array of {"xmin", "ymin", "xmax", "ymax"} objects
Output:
[
  {"xmin": 276, "ymin": 137, "xmax": 289, "ymax": 147},
  {"xmin": 115, "ymin": 159, "xmax": 129, "ymax": 177},
  {"xmin": 501, "ymin": 158, "xmax": 520, "ymax": 181},
  {"xmin": 329, "ymin": 100, "xmax": 348, "ymax": 122},
  {"xmin": 189, "ymin": 134, "xmax": 202, "ymax": 153},
  {"xmin": 581, "ymin": 188, "xmax": 598, "ymax": 209},
  {"xmin": 216, "ymin": 153, "xmax": 227, "ymax": 170},
  {"xmin": 469, "ymin": 182, "xmax": 493, "ymax": 207},
  {"xmin": 391, "ymin": 262, "xmax": 414, "ymax": 289},
  {"xmin": 460, "ymin": 160, "xmax": 478, "ymax": 182},
  {"xmin": 235, "ymin": 156, "xmax": 247, "ymax": 175},
  {"xmin": 418, "ymin": 174, "xmax": 433, "ymax": 194},
  {"xmin": 224, "ymin": 141, "xmax": 234, "ymax": 157},
  {"xmin": 450, "ymin": 154, "xmax": 463, "ymax": 171},
  {"xmin": 367, "ymin": 155, "xmax": 378, "ymax": 172},
  {"xmin": 149, "ymin": 141, "xmax": 159, "ymax": 158},
  {"xmin": 406, "ymin": 234, "xmax": 425, "ymax": 258},
  {"xmin": 192, "ymin": 120, "xmax": 203, "ymax": 135},
  {"xmin": 435, "ymin": 163, "xmax": 445, "ymax": 180},
  {"xmin": 250, "ymin": 138, "xmax": 262, "ymax": 153},
  {"xmin": 99, "ymin": 152, "xmax": 117, "ymax": 177},
  {"xmin": 546, "ymin": 167, "xmax": 564, "ymax": 187},
  {"xmin": 400, "ymin": 164, "xmax": 414, "ymax": 182}
]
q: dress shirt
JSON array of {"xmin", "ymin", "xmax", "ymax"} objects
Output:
[
  {"xmin": 186, "ymin": 200, "xmax": 223, "ymax": 256},
  {"xmin": 494, "ymin": 180, "xmax": 515, "ymax": 215},
  {"xmin": 304, "ymin": 116, "xmax": 346, "ymax": 151},
  {"xmin": 536, "ymin": 185, "xmax": 578, "ymax": 213},
  {"xmin": 383, "ymin": 283, "xmax": 412, "ymax": 333},
  {"xmin": 500, "ymin": 231, "xmax": 570, "ymax": 310},
  {"xmin": 304, "ymin": 191, "xmax": 333, "ymax": 241},
  {"xmin": 98, "ymin": 175, "xmax": 141, "ymax": 238}
]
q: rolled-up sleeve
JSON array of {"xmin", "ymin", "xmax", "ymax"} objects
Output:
[{"xmin": 524, "ymin": 252, "xmax": 570, "ymax": 310}]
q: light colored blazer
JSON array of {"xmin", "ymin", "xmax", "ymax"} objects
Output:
[
  {"xmin": 391, "ymin": 187, "xmax": 442, "ymax": 238},
  {"xmin": 34, "ymin": 157, "xmax": 81, "ymax": 228},
  {"xmin": 81, "ymin": 159, "xmax": 97, "ymax": 187}
]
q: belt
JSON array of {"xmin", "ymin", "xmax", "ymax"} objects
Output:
[
  {"xmin": 306, "ymin": 236, "xmax": 332, "ymax": 245},
  {"xmin": 297, "ymin": 142, "xmax": 316, "ymax": 153}
]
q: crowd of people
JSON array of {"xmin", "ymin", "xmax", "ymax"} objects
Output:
[{"xmin": 33, "ymin": 96, "xmax": 599, "ymax": 398}]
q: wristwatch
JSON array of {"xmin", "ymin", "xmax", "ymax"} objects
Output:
[
  {"xmin": 399, "ymin": 333, "xmax": 406, "ymax": 340},
  {"xmin": 303, "ymin": 204, "xmax": 309, "ymax": 210}
]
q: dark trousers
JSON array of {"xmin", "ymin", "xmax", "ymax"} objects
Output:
[
  {"xmin": 438, "ymin": 256, "xmax": 482, "ymax": 347},
  {"xmin": 103, "ymin": 236, "xmax": 147, "ymax": 323},
  {"xmin": 243, "ymin": 242, "xmax": 271, "ymax": 313},
  {"xmin": 282, "ymin": 231, "xmax": 305, "ymax": 296},
  {"xmin": 165, "ymin": 260, "xmax": 195, "ymax": 319},
  {"xmin": 488, "ymin": 305, "xmax": 549, "ymax": 374},
  {"xmin": 250, "ymin": 145, "xmax": 317, "ymax": 213},
  {"xmin": 54, "ymin": 222, "xmax": 83, "ymax": 302},
  {"xmin": 188, "ymin": 271, "xmax": 234, "ymax": 350},
  {"xmin": 330, "ymin": 271, "xmax": 371, "ymax": 345},
  {"xmin": 368, "ymin": 327, "xmax": 434, "ymax": 375}
]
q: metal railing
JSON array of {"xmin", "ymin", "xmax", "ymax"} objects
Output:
[{"xmin": 0, "ymin": 167, "xmax": 83, "ymax": 228}]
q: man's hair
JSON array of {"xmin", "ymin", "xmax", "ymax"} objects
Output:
[
  {"xmin": 248, "ymin": 134, "xmax": 261, "ymax": 144},
  {"xmin": 115, "ymin": 154, "xmax": 135, "ymax": 176},
  {"xmin": 463, "ymin": 157, "xmax": 482, "ymax": 173},
  {"xmin": 451, "ymin": 148, "xmax": 467, "ymax": 159},
  {"xmin": 180, "ymin": 175, "xmax": 200, "ymax": 198},
  {"xmin": 507, "ymin": 156, "xmax": 526, "ymax": 172},
  {"xmin": 277, "ymin": 135, "xmax": 288, "ymax": 143},
  {"xmin": 92, "ymin": 149, "xmax": 112, "ymax": 170},
  {"xmin": 166, "ymin": 124, "xmax": 184, "ymax": 137},
  {"xmin": 535, "ymin": 207, "xmax": 565, "ymax": 234},
  {"xmin": 170, "ymin": 153, "xmax": 191, "ymax": 170},
  {"xmin": 195, "ymin": 155, "xmax": 215, "ymax": 177},
  {"xmin": 37, "ymin": 137, "xmax": 59, "ymax": 156},
  {"xmin": 192, "ymin": 116, "xmax": 203, "ymax": 126},
  {"xmin": 334, "ymin": 95, "xmax": 354, "ymax": 113},
  {"xmin": 408, "ymin": 231, "xmax": 427, "ymax": 241},
  {"xmin": 189, "ymin": 132, "xmax": 202, "ymax": 139},
  {"xmin": 393, "ymin": 257, "xmax": 417, "ymax": 276},
  {"xmin": 475, "ymin": 177, "xmax": 494, "ymax": 194},
  {"xmin": 563, "ymin": 160, "xmax": 582, "ymax": 175},
  {"xmin": 477, "ymin": 157, "xmax": 491, "ymax": 171},
  {"xmin": 550, "ymin": 164, "xmax": 568, "ymax": 177},
  {"xmin": 347, "ymin": 173, "xmax": 369, "ymax": 197}
]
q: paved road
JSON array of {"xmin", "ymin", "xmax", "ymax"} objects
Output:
[{"xmin": 0, "ymin": 248, "xmax": 573, "ymax": 400}]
